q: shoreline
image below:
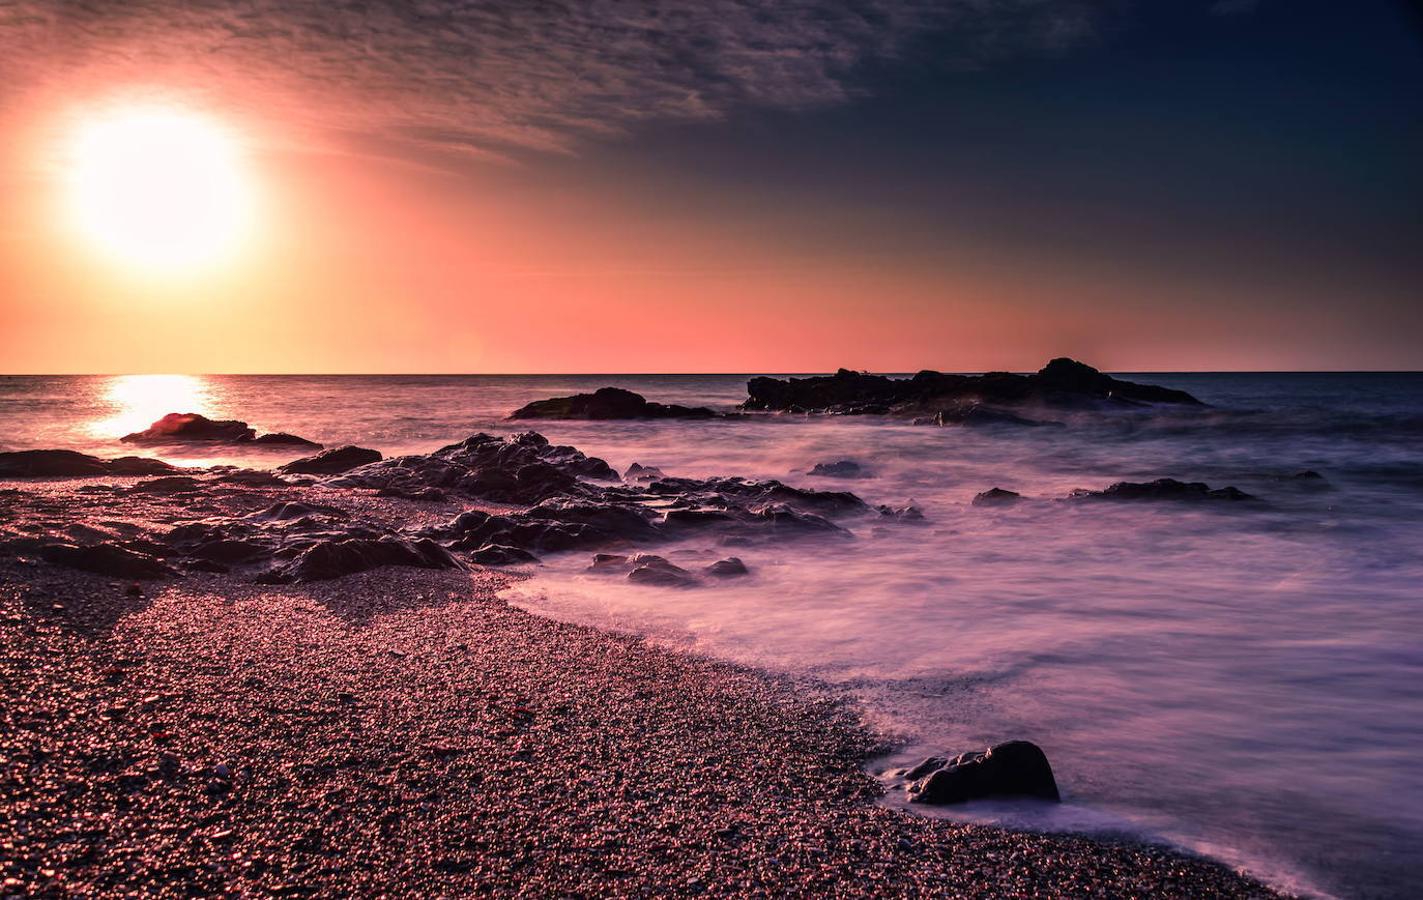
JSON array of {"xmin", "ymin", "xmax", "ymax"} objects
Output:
[{"xmin": 1, "ymin": 543, "xmax": 1280, "ymax": 897}]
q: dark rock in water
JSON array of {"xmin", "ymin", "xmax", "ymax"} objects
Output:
[
  {"xmin": 278, "ymin": 446, "xmax": 382, "ymax": 476},
  {"xmin": 1070, "ymin": 478, "xmax": 1257, "ymax": 502},
  {"xmin": 908, "ymin": 741, "xmax": 1061, "ymax": 806},
  {"xmin": 259, "ymin": 537, "xmax": 462, "ymax": 584},
  {"xmin": 121, "ymin": 413, "xmax": 257, "ymax": 444},
  {"xmin": 627, "ymin": 556, "xmax": 696, "ymax": 587},
  {"xmin": 973, "ymin": 488, "xmax": 1022, "ymax": 507},
  {"xmin": 928, "ymin": 405, "xmax": 1056, "ymax": 428},
  {"xmin": 742, "ymin": 357, "xmax": 1202, "ymax": 416},
  {"xmin": 250, "ymin": 432, "xmax": 323, "ymax": 448},
  {"xmin": 132, "ymin": 476, "xmax": 203, "ymax": 493},
  {"xmin": 876, "ymin": 503, "xmax": 924, "ymax": 521},
  {"xmin": 1292, "ymin": 470, "xmax": 1325, "ymax": 480},
  {"xmin": 704, "ymin": 557, "xmax": 748, "ymax": 577},
  {"xmin": 624, "ymin": 462, "xmax": 666, "ymax": 483},
  {"xmin": 42, "ymin": 543, "xmax": 173, "ymax": 579},
  {"xmin": 510, "ymin": 387, "xmax": 717, "ymax": 420},
  {"xmin": 809, "ymin": 460, "xmax": 867, "ymax": 479},
  {"xmin": 0, "ymin": 449, "xmax": 176, "ymax": 478},
  {"xmin": 588, "ymin": 553, "xmax": 630, "ymax": 571},
  {"xmin": 469, "ymin": 544, "xmax": 538, "ymax": 565}
]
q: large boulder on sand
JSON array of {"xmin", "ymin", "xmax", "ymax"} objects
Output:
[
  {"xmin": 510, "ymin": 387, "xmax": 717, "ymax": 420},
  {"xmin": 907, "ymin": 741, "xmax": 1061, "ymax": 805}
]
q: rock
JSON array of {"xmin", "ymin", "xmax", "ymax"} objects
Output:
[
  {"xmin": 41, "ymin": 543, "xmax": 173, "ymax": 579},
  {"xmin": 0, "ymin": 449, "xmax": 176, "ymax": 478},
  {"xmin": 258, "ymin": 537, "xmax": 463, "ymax": 584},
  {"xmin": 908, "ymin": 741, "xmax": 1061, "ymax": 805},
  {"xmin": 627, "ymin": 557, "xmax": 696, "ymax": 587},
  {"xmin": 278, "ymin": 446, "xmax": 382, "ymax": 475},
  {"xmin": 469, "ymin": 544, "xmax": 539, "ymax": 565},
  {"xmin": 624, "ymin": 463, "xmax": 666, "ymax": 483},
  {"xmin": 929, "ymin": 405, "xmax": 1054, "ymax": 428},
  {"xmin": 510, "ymin": 387, "xmax": 717, "ymax": 420},
  {"xmin": 588, "ymin": 553, "xmax": 630, "ymax": 571},
  {"xmin": 704, "ymin": 557, "xmax": 748, "ymax": 577},
  {"xmin": 250, "ymin": 432, "xmax": 323, "ymax": 448},
  {"xmin": 742, "ymin": 357, "xmax": 1203, "ymax": 415},
  {"xmin": 121, "ymin": 413, "xmax": 256, "ymax": 444},
  {"xmin": 376, "ymin": 485, "xmax": 447, "ymax": 501},
  {"xmin": 808, "ymin": 460, "xmax": 867, "ymax": 478},
  {"xmin": 132, "ymin": 476, "xmax": 203, "ymax": 493},
  {"xmin": 1069, "ymin": 478, "xmax": 1257, "ymax": 502},
  {"xmin": 972, "ymin": 488, "xmax": 1022, "ymax": 507},
  {"xmin": 876, "ymin": 503, "xmax": 924, "ymax": 521}
]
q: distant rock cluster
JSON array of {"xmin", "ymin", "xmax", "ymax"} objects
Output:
[{"xmin": 120, "ymin": 412, "xmax": 322, "ymax": 448}]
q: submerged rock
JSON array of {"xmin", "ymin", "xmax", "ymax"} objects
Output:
[
  {"xmin": 251, "ymin": 432, "xmax": 323, "ymax": 448},
  {"xmin": 626, "ymin": 555, "xmax": 696, "ymax": 587},
  {"xmin": 624, "ymin": 463, "xmax": 666, "ymax": 483},
  {"xmin": 279, "ymin": 446, "xmax": 383, "ymax": 476},
  {"xmin": 972, "ymin": 488, "xmax": 1022, "ymax": 507},
  {"xmin": 808, "ymin": 460, "xmax": 867, "ymax": 479},
  {"xmin": 510, "ymin": 387, "xmax": 717, "ymax": 420},
  {"xmin": 704, "ymin": 557, "xmax": 749, "ymax": 577},
  {"xmin": 907, "ymin": 741, "xmax": 1061, "ymax": 806},
  {"xmin": 926, "ymin": 405, "xmax": 1056, "ymax": 428},
  {"xmin": 743, "ymin": 357, "xmax": 1202, "ymax": 416},
  {"xmin": 1069, "ymin": 479, "xmax": 1257, "ymax": 502},
  {"xmin": 0, "ymin": 449, "xmax": 177, "ymax": 478}
]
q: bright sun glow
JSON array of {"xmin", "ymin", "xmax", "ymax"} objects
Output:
[{"xmin": 66, "ymin": 106, "xmax": 253, "ymax": 272}]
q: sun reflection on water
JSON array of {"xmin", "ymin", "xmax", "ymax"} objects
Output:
[{"xmin": 90, "ymin": 374, "xmax": 215, "ymax": 439}]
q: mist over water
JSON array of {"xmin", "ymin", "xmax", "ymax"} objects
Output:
[{"xmin": 3, "ymin": 372, "xmax": 1421, "ymax": 898}]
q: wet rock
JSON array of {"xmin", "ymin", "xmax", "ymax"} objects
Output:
[
  {"xmin": 588, "ymin": 553, "xmax": 629, "ymax": 571},
  {"xmin": 132, "ymin": 476, "xmax": 203, "ymax": 493},
  {"xmin": 376, "ymin": 485, "xmax": 447, "ymax": 501},
  {"xmin": 0, "ymin": 449, "xmax": 177, "ymax": 478},
  {"xmin": 704, "ymin": 557, "xmax": 748, "ymax": 577},
  {"xmin": 259, "ymin": 537, "xmax": 463, "ymax": 584},
  {"xmin": 908, "ymin": 740, "xmax": 1061, "ymax": 805},
  {"xmin": 509, "ymin": 387, "xmax": 717, "ymax": 420},
  {"xmin": 972, "ymin": 488, "xmax": 1022, "ymax": 507},
  {"xmin": 876, "ymin": 503, "xmax": 924, "ymax": 521},
  {"xmin": 278, "ymin": 446, "xmax": 383, "ymax": 476},
  {"xmin": 250, "ymin": 432, "xmax": 323, "ymax": 448},
  {"xmin": 41, "ymin": 543, "xmax": 173, "ymax": 579},
  {"xmin": 627, "ymin": 556, "xmax": 696, "ymax": 587},
  {"xmin": 808, "ymin": 460, "xmax": 867, "ymax": 479},
  {"xmin": 1069, "ymin": 479, "xmax": 1257, "ymax": 502},
  {"xmin": 469, "ymin": 544, "xmax": 539, "ymax": 565},
  {"xmin": 742, "ymin": 357, "xmax": 1202, "ymax": 415},
  {"xmin": 247, "ymin": 501, "xmax": 349, "ymax": 523},
  {"xmin": 927, "ymin": 405, "xmax": 1055, "ymax": 428},
  {"xmin": 624, "ymin": 463, "xmax": 666, "ymax": 483}
]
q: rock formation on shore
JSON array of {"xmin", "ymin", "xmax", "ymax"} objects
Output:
[
  {"xmin": 899, "ymin": 741, "xmax": 1061, "ymax": 805},
  {"xmin": 509, "ymin": 387, "xmax": 717, "ymax": 420},
  {"xmin": 0, "ymin": 449, "xmax": 178, "ymax": 478},
  {"xmin": 742, "ymin": 358, "xmax": 1202, "ymax": 417}
]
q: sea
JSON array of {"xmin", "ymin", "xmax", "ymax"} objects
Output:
[{"xmin": 2, "ymin": 371, "xmax": 1420, "ymax": 899}]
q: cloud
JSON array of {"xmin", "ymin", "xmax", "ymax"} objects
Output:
[{"xmin": 1, "ymin": 1, "xmax": 1102, "ymax": 162}]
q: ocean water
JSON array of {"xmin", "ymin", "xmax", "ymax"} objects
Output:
[{"xmin": 2, "ymin": 371, "xmax": 1421, "ymax": 898}]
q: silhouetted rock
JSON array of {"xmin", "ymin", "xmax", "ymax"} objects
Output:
[
  {"xmin": 279, "ymin": 446, "xmax": 383, "ymax": 476},
  {"xmin": 704, "ymin": 557, "xmax": 748, "ymax": 577},
  {"xmin": 251, "ymin": 432, "xmax": 323, "ymax": 448},
  {"xmin": 132, "ymin": 476, "xmax": 203, "ymax": 493},
  {"xmin": 0, "ymin": 449, "xmax": 176, "ymax": 478},
  {"xmin": 742, "ymin": 358, "xmax": 1202, "ymax": 416},
  {"xmin": 41, "ymin": 543, "xmax": 173, "ymax": 579},
  {"xmin": 121, "ymin": 413, "xmax": 256, "ymax": 444},
  {"xmin": 1069, "ymin": 479, "xmax": 1257, "ymax": 502},
  {"xmin": 809, "ymin": 460, "xmax": 867, "ymax": 478},
  {"xmin": 926, "ymin": 405, "xmax": 1057, "ymax": 428},
  {"xmin": 973, "ymin": 488, "xmax": 1022, "ymax": 507},
  {"xmin": 510, "ymin": 387, "xmax": 717, "ymax": 420},
  {"xmin": 908, "ymin": 741, "xmax": 1061, "ymax": 806},
  {"xmin": 259, "ymin": 537, "xmax": 462, "ymax": 584},
  {"xmin": 624, "ymin": 463, "xmax": 666, "ymax": 482}
]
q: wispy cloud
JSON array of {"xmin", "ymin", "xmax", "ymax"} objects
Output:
[{"xmin": 1, "ymin": 1, "xmax": 1101, "ymax": 162}]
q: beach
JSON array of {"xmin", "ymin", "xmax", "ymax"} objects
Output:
[{"xmin": 0, "ymin": 496, "xmax": 1274, "ymax": 897}]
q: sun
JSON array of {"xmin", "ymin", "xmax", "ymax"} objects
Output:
[{"xmin": 66, "ymin": 105, "xmax": 253, "ymax": 272}]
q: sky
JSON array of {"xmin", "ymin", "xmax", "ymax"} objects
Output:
[{"xmin": 0, "ymin": 0, "xmax": 1419, "ymax": 373}]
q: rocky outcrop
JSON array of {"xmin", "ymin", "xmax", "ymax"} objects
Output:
[
  {"xmin": 278, "ymin": 446, "xmax": 383, "ymax": 476},
  {"xmin": 1069, "ymin": 479, "xmax": 1256, "ymax": 502},
  {"xmin": 808, "ymin": 460, "xmax": 867, "ymax": 479},
  {"xmin": 704, "ymin": 557, "xmax": 749, "ymax": 577},
  {"xmin": 41, "ymin": 543, "xmax": 174, "ymax": 579},
  {"xmin": 120, "ymin": 413, "xmax": 321, "ymax": 448},
  {"xmin": 742, "ymin": 358, "xmax": 1202, "ymax": 416},
  {"xmin": 973, "ymin": 488, "xmax": 1022, "ymax": 507},
  {"xmin": 0, "ymin": 450, "xmax": 177, "ymax": 478},
  {"xmin": 510, "ymin": 387, "xmax": 717, "ymax": 420},
  {"xmin": 257, "ymin": 537, "xmax": 461, "ymax": 584},
  {"xmin": 904, "ymin": 741, "xmax": 1061, "ymax": 806}
]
